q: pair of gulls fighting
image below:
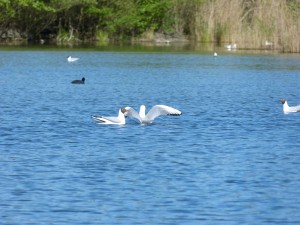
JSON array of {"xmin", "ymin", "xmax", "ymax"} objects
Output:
[
  {"xmin": 280, "ymin": 99, "xmax": 300, "ymax": 113},
  {"xmin": 92, "ymin": 105, "xmax": 182, "ymax": 125}
]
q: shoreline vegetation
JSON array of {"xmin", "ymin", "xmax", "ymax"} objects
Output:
[{"xmin": 1, "ymin": 0, "xmax": 300, "ymax": 53}]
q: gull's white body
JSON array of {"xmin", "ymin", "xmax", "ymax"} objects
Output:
[
  {"xmin": 91, "ymin": 109, "xmax": 126, "ymax": 125},
  {"xmin": 224, "ymin": 43, "xmax": 237, "ymax": 50},
  {"xmin": 67, "ymin": 56, "xmax": 79, "ymax": 62},
  {"xmin": 265, "ymin": 40, "xmax": 273, "ymax": 46},
  {"xmin": 124, "ymin": 105, "xmax": 181, "ymax": 124},
  {"xmin": 280, "ymin": 99, "xmax": 300, "ymax": 113}
]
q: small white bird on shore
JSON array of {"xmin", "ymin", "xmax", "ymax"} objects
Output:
[
  {"xmin": 279, "ymin": 98, "xmax": 300, "ymax": 113},
  {"xmin": 67, "ymin": 56, "xmax": 79, "ymax": 62},
  {"xmin": 123, "ymin": 104, "xmax": 182, "ymax": 124},
  {"xmin": 224, "ymin": 43, "xmax": 237, "ymax": 50},
  {"xmin": 265, "ymin": 40, "xmax": 273, "ymax": 46}
]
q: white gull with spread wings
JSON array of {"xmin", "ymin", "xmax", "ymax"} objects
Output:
[
  {"xmin": 280, "ymin": 99, "xmax": 300, "ymax": 113},
  {"xmin": 91, "ymin": 108, "xmax": 127, "ymax": 125},
  {"xmin": 124, "ymin": 105, "xmax": 181, "ymax": 124}
]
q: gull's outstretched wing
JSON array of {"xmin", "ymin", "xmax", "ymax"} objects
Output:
[{"xmin": 146, "ymin": 105, "xmax": 182, "ymax": 121}]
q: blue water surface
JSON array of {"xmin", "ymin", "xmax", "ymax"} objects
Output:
[{"xmin": 1, "ymin": 49, "xmax": 300, "ymax": 225}]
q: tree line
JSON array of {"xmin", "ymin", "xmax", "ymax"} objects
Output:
[{"xmin": 0, "ymin": 0, "xmax": 299, "ymax": 52}]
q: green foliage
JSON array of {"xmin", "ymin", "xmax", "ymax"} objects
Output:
[
  {"xmin": 215, "ymin": 22, "xmax": 227, "ymax": 45},
  {"xmin": 56, "ymin": 29, "xmax": 69, "ymax": 44},
  {"xmin": 96, "ymin": 30, "xmax": 109, "ymax": 45},
  {"xmin": 137, "ymin": 0, "xmax": 171, "ymax": 31},
  {"xmin": 6, "ymin": 0, "xmax": 159, "ymax": 40},
  {"xmin": 256, "ymin": 19, "xmax": 275, "ymax": 37},
  {"xmin": 0, "ymin": 0, "xmax": 175, "ymax": 41},
  {"xmin": 201, "ymin": 31, "xmax": 210, "ymax": 43},
  {"xmin": 287, "ymin": 0, "xmax": 300, "ymax": 19},
  {"xmin": 0, "ymin": 0, "xmax": 13, "ymax": 19}
]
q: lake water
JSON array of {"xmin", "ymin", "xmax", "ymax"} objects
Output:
[{"xmin": 1, "ymin": 47, "xmax": 300, "ymax": 225}]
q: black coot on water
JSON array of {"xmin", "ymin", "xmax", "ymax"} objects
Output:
[{"xmin": 71, "ymin": 77, "xmax": 85, "ymax": 84}]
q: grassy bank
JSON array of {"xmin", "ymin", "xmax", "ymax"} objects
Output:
[{"xmin": 180, "ymin": 0, "xmax": 300, "ymax": 53}]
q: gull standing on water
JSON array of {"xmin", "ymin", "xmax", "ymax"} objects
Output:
[
  {"xmin": 124, "ymin": 104, "xmax": 182, "ymax": 124},
  {"xmin": 279, "ymin": 98, "xmax": 300, "ymax": 113},
  {"xmin": 67, "ymin": 56, "xmax": 79, "ymax": 62},
  {"xmin": 91, "ymin": 108, "xmax": 127, "ymax": 125}
]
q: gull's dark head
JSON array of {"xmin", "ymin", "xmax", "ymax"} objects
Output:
[
  {"xmin": 121, "ymin": 107, "xmax": 132, "ymax": 117},
  {"xmin": 279, "ymin": 98, "xmax": 286, "ymax": 104},
  {"xmin": 121, "ymin": 107, "xmax": 128, "ymax": 117}
]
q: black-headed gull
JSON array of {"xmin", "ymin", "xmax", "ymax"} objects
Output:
[
  {"xmin": 71, "ymin": 77, "xmax": 85, "ymax": 84},
  {"xmin": 124, "ymin": 105, "xmax": 182, "ymax": 124},
  {"xmin": 280, "ymin": 98, "xmax": 300, "ymax": 113},
  {"xmin": 91, "ymin": 108, "xmax": 127, "ymax": 125},
  {"xmin": 67, "ymin": 56, "xmax": 79, "ymax": 62}
]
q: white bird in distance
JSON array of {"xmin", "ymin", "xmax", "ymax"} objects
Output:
[{"xmin": 67, "ymin": 56, "xmax": 79, "ymax": 62}]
